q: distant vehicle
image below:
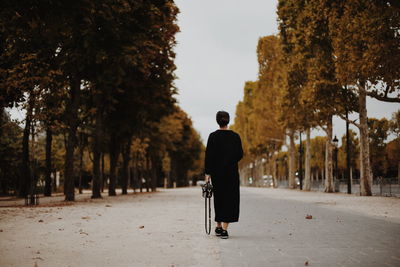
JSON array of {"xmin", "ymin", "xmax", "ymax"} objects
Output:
[
  {"xmin": 262, "ymin": 175, "xmax": 274, "ymax": 187},
  {"xmin": 196, "ymin": 180, "xmax": 206, "ymax": 186},
  {"xmin": 248, "ymin": 177, "xmax": 253, "ymax": 185}
]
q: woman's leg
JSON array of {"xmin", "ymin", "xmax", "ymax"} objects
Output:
[
  {"xmin": 216, "ymin": 222, "xmax": 222, "ymax": 228},
  {"xmin": 222, "ymin": 222, "xmax": 229, "ymax": 230}
]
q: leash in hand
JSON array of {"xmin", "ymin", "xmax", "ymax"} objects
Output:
[{"xmin": 202, "ymin": 181, "xmax": 213, "ymax": 235}]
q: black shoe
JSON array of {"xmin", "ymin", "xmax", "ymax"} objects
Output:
[
  {"xmin": 215, "ymin": 227, "xmax": 223, "ymax": 236},
  {"xmin": 220, "ymin": 230, "xmax": 229, "ymax": 239}
]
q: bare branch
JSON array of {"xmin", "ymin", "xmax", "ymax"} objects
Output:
[
  {"xmin": 317, "ymin": 123, "xmax": 328, "ymax": 134},
  {"xmin": 367, "ymin": 91, "xmax": 400, "ymax": 103},
  {"xmin": 338, "ymin": 113, "xmax": 361, "ymax": 128}
]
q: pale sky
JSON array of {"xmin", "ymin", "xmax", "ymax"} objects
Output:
[
  {"xmin": 174, "ymin": 0, "xmax": 279, "ymax": 143},
  {"xmin": 174, "ymin": 0, "xmax": 399, "ymax": 145}
]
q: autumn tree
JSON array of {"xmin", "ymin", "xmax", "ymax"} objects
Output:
[
  {"xmin": 329, "ymin": 0, "xmax": 400, "ymax": 195},
  {"xmin": 1, "ymin": 0, "xmax": 184, "ymax": 200},
  {"xmin": 254, "ymin": 35, "xmax": 285, "ymax": 186},
  {"xmin": 388, "ymin": 111, "xmax": 400, "ymax": 178},
  {"xmin": 277, "ymin": 0, "xmax": 312, "ymax": 189}
]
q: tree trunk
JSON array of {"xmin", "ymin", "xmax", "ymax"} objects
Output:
[
  {"xmin": 108, "ymin": 133, "xmax": 120, "ymax": 196},
  {"xmin": 151, "ymin": 155, "xmax": 157, "ymax": 192},
  {"xmin": 64, "ymin": 75, "xmax": 81, "ymax": 201},
  {"xmin": 91, "ymin": 109, "xmax": 102, "ymax": 199},
  {"xmin": 101, "ymin": 152, "xmax": 105, "ymax": 192},
  {"xmin": 121, "ymin": 139, "xmax": 132, "ymax": 195},
  {"xmin": 132, "ymin": 154, "xmax": 138, "ymax": 192},
  {"xmin": 304, "ymin": 128, "xmax": 311, "ymax": 191},
  {"xmin": 324, "ymin": 116, "xmax": 334, "ymax": 192},
  {"xmin": 397, "ymin": 161, "xmax": 400, "ymax": 184},
  {"xmin": 19, "ymin": 96, "xmax": 33, "ymax": 198},
  {"xmin": 44, "ymin": 126, "xmax": 52, "ymax": 196},
  {"xmin": 145, "ymin": 156, "xmax": 150, "ymax": 192},
  {"xmin": 30, "ymin": 122, "xmax": 37, "ymax": 204},
  {"xmin": 130, "ymin": 167, "xmax": 135, "ymax": 193},
  {"xmin": 78, "ymin": 144, "xmax": 83, "ymax": 194},
  {"xmin": 358, "ymin": 85, "xmax": 372, "ymax": 196},
  {"xmin": 0, "ymin": 105, "xmax": 3, "ymax": 140},
  {"xmin": 273, "ymin": 154, "xmax": 278, "ymax": 188},
  {"xmin": 288, "ymin": 130, "xmax": 296, "ymax": 189},
  {"xmin": 139, "ymin": 169, "xmax": 143, "ymax": 193},
  {"xmin": 53, "ymin": 170, "xmax": 57, "ymax": 192}
]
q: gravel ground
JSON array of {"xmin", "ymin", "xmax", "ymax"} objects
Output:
[
  {"xmin": 0, "ymin": 187, "xmax": 399, "ymax": 267},
  {"xmin": 0, "ymin": 188, "xmax": 220, "ymax": 267},
  {"xmin": 246, "ymin": 187, "xmax": 400, "ymax": 223}
]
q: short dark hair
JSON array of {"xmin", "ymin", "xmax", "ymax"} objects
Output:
[{"xmin": 216, "ymin": 111, "xmax": 230, "ymax": 127}]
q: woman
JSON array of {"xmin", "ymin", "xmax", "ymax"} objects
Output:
[{"xmin": 204, "ymin": 111, "xmax": 243, "ymax": 239}]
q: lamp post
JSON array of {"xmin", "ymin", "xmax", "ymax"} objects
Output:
[
  {"xmin": 332, "ymin": 135, "xmax": 339, "ymax": 191},
  {"xmin": 299, "ymin": 132, "xmax": 303, "ymax": 190},
  {"xmin": 345, "ymin": 109, "xmax": 352, "ymax": 194}
]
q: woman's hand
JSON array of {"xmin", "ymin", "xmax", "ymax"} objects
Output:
[{"xmin": 205, "ymin": 174, "xmax": 211, "ymax": 183}]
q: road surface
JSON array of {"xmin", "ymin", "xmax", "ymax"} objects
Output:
[{"xmin": 0, "ymin": 187, "xmax": 399, "ymax": 267}]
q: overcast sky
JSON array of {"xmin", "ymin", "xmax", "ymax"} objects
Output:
[{"xmin": 174, "ymin": 0, "xmax": 399, "ymax": 145}]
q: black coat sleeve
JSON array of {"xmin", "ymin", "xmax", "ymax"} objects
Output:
[
  {"xmin": 236, "ymin": 134, "xmax": 244, "ymax": 162},
  {"xmin": 204, "ymin": 133, "xmax": 214, "ymax": 174}
]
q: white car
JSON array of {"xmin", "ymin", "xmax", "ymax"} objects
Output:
[{"xmin": 196, "ymin": 180, "xmax": 206, "ymax": 186}]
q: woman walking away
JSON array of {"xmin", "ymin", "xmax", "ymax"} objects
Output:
[{"xmin": 204, "ymin": 111, "xmax": 243, "ymax": 239}]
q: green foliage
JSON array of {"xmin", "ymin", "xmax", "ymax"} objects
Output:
[
  {"xmin": 368, "ymin": 118, "xmax": 390, "ymax": 177},
  {"xmin": 0, "ymin": 111, "xmax": 22, "ymax": 194}
]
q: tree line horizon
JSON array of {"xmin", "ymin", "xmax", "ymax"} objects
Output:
[
  {"xmin": 231, "ymin": 0, "xmax": 399, "ymax": 196},
  {"xmin": 0, "ymin": 1, "xmax": 204, "ymax": 201}
]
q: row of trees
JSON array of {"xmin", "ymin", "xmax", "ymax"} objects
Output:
[
  {"xmin": 0, "ymin": 0, "xmax": 203, "ymax": 200},
  {"xmin": 232, "ymin": 0, "xmax": 400, "ymax": 195}
]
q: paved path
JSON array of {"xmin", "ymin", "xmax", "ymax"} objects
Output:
[
  {"xmin": 1, "ymin": 187, "xmax": 399, "ymax": 267},
  {"xmin": 220, "ymin": 187, "xmax": 400, "ymax": 267}
]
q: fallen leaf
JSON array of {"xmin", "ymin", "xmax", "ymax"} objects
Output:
[
  {"xmin": 0, "ymin": 229, "xmax": 3, "ymax": 232},
  {"xmin": 38, "ymin": 220, "xmax": 43, "ymax": 223},
  {"xmin": 305, "ymin": 215, "xmax": 313, "ymax": 219},
  {"xmin": 139, "ymin": 225, "xmax": 144, "ymax": 229},
  {"xmin": 81, "ymin": 216, "xmax": 90, "ymax": 220},
  {"xmin": 105, "ymin": 204, "xmax": 112, "ymax": 207},
  {"xmin": 57, "ymin": 218, "xmax": 62, "ymax": 220}
]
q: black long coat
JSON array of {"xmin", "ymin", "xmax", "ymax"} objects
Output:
[{"xmin": 205, "ymin": 130, "xmax": 243, "ymax": 223}]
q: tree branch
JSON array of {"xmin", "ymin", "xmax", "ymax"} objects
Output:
[
  {"xmin": 338, "ymin": 113, "xmax": 361, "ymax": 128},
  {"xmin": 316, "ymin": 123, "xmax": 328, "ymax": 135},
  {"xmin": 367, "ymin": 91, "xmax": 400, "ymax": 103}
]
